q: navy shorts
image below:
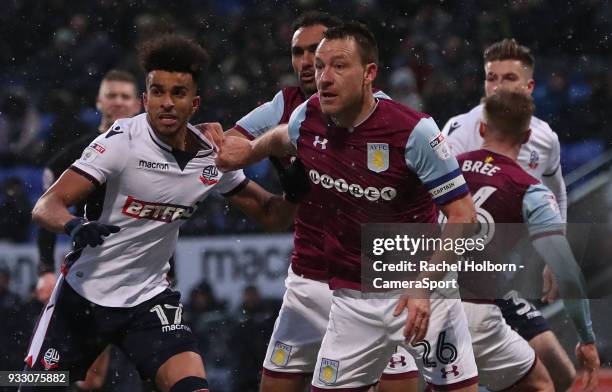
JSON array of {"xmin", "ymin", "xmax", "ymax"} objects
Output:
[
  {"xmin": 26, "ymin": 281, "xmax": 200, "ymax": 382},
  {"xmin": 496, "ymin": 291, "xmax": 550, "ymax": 341}
]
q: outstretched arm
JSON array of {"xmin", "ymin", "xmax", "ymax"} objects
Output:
[
  {"xmin": 227, "ymin": 180, "xmax": 297, "ymax": 231},
  {"xmin": 531, "ymin": 234, "xmax": 599, "ymax": 391},
  {"xmin": 215, "ymin": 97, "xmax": 307, "ymax": 171},
  {"xmin": 224, "ymin": 156, "xmax": 310, "ymax": 230},
  {"xmin": 531, "ymin": 235, "xmax": 594, "ymax": 341},
  {"xmin": 216, "ymin": 124, "xmax": 295, "ymax": 172},
  {"xmin": 524, "ymin": 183, "xmax": 599, "ymax": 391},
  {"xmin": 524, "ymin": 184, "xmax": 595, "ymax": 343}
]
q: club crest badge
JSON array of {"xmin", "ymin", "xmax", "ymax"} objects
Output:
[
  {"xmin": 199, "ymin": 165, "xmax": 219, "ymax": 185},
  {"xmin": 319, "ymin": 358, "xmax": 339, "ymax": 384},
  {"xmin": 41, "ymin": 348, "xmax": 60, "ymax": 370},
  {"xmin": 270, "ymin": 341, "xmax": 292, "ymax": 366},
  {"xmin": 367, "ymin": 143, "xmax": 389, "ymax": 173}
]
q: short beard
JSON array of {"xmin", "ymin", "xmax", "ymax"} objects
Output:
[{"xmin": 301, "ymin": 82, "xmax": 317, "ymax": 97}]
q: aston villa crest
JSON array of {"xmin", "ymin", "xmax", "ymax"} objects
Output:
[{"xmin": 367, "ymin": 143, "xmax": 389, "ymax": 173}]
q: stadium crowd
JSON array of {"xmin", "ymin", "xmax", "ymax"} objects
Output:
[
  {"xmin": 1, "ymin": 0, "xmax": 611, "ymax": 238},
  {"xmin": 0, "ymin": 266, "xmax": 279, "ymax": 391},
  {"xmin": 0, "ymin": 1, "xmax": 611, "ymax": 390}
]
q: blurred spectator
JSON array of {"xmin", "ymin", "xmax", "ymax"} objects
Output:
[
  {"xmin": 422, "ymin": 73, "xmax": 467, "ymax": 127},
  {"xmin": 388, "ymin": 66, "xmax": 423, "ymax": 111},
  {"xmin": 0, "ymin": 177, "xmax": 32, "ymax": 243},
  {"xmin": 186, "ymin": 281, "xmax": 230, "ymax": 358},
  {"xmin": 66, "ymin": 14, "xmax": 120, "ymax": 99},
  {"xmin": 40, "ymin": 89, "xmax": 90, "ymax": 162},
  {"xmin": 0, "ymin": 267, "xmax": 24, "ymax": 373},
  {"xmin": 231, "ymin": 285, "xmax": 281, "ymax": 392},
  {"xmin": 0, "ymin": 1, "xmax": 610, "ymax": 233},
  {"xmin": 9, "ymin": 272, "xmax": 57, "ymax": 383},
  {"xmin": 187, "ymin": 280, "xmax": 226, "ymax": 317},
  {"xmin": 535, "ymin": 72, "xmax": 570, "ymax": 138},
  {"xmin": 0, "ymin": 88, "xmax": 43, "ymax": 165},
  {"xmin": 186, "ymin": 281, "xmax": 234, "ymax": 391},
  {"xmin": 575, "ymin": 70, "xmax": 612, "ymax": 146}
]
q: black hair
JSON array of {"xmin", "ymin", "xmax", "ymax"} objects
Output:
[
  {"xmin": 323, "ymin": 21, "xmax": 379, "ymax": 65},
  {"xmin": 138, "ymin": 34, "xmax": 210, "ymax": 83},
  {"xmin": 291, "ymin": 11, "xmax": 342, "ymax": 33}
]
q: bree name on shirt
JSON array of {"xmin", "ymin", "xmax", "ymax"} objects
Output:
[{"xmin": 461, "ymin": 158, "xmax": 501, "ymax": 177}]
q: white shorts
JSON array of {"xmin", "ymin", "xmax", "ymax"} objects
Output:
[
  {"xmin": 312, "ymin": 290, "xmax": 478, "ymax": 390},
  {"xmin": 463, "ymin": 301, "xmax": 536, "ymax": 391},
  {"xmin": 379, "ymin": 346, "xmax": 419, "ymax": 380},
  {"xmin": 263, "ymin": 266, "xmax": 418, "ymax": 381}
]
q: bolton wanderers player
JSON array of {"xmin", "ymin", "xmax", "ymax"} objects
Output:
[
  {"xmin": 25, "ymin": 34, "xmax": 298, "ymax": 392},
  {"xmin": 441, "ymin": 39, "xmax": 574, "ymax": 391},
  {"xmin": 215, "ymin": 22, "xmax": 479, "ymax": 391},
  {"xmin": 214, "ymin": 11, "xmax": 419, "ymax": 392},
  {"xmin": 35, "ymin": 70, "xmax": 143, "ymax": 391},
  {"xmin": 457, "ymin": 90, "xmax": 599, "ymax": 392}
]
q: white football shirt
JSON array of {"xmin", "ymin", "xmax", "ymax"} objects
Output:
[
  {"xmin": 442, "ymin": 104, "xmax": 567, "ymax": 220},
  {"xmin": 67, "ymin": 113, "xmax": 247, "ymax": 307},
  {"xmin": 442, "ymin": 104, "xmax": 561, "ymax": 178}
]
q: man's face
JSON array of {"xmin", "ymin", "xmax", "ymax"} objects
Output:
[
  {"xmin": 484, "ymin": 60, "xmax": 534, "ymax": 97},
  {"xmin": 292, "ymin": 24, "xmax": 327, "ymax": 95},
  {"xmin": 315, "ymin": 37, "xmax": 375, "ymax": 117},
  {"xmin": 96, "ymin": 80, "xmax": 141, "ymax": 122},
  {"xmin": 143, "ymin": 70, "xmax": 200, "ymax": 138}
]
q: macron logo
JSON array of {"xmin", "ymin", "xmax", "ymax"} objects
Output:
[{"xmin": 139, "ymin": 160, "xmax": 170, "ymax": 171}]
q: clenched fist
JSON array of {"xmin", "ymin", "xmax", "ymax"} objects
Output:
[{"xmin": 215, "ymin": 135, "xmax": 257, "ymax": 172}]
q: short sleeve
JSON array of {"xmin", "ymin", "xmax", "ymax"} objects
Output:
[
  {"xmin": 522, "ymin": 183, "xmax": 565, "ymax": 238},
  {"xmin": 442, "ymin": 116, "xmax": 472, "ymax": 156},
  {"xmin": 70, "ymin": 121, "xmax": 129, "ymax": 186},
  {"xmin": 216, "ymin": 170, "xmax": 248, "ymax": 197},
  {"xmin": 288, "ymin": 100, "xmax": 308, "ymax": 149},
  {"xmin": 234, "ymin": 91, "xmax": 285, "ymax": 140},
  {"xmin": 405, "ymin": 117, "xmax": 469, "ymax": 205}
]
